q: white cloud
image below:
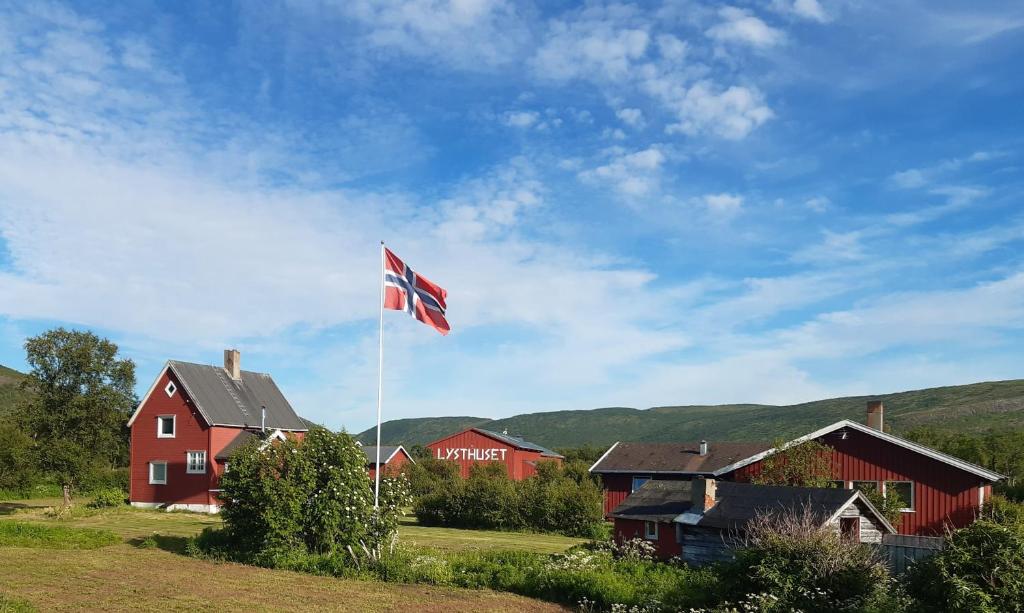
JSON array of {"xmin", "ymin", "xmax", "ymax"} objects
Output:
[
  {"xmin": 706, "ymin": 7, "xmax": 785, "ymax": 48},
  {"xmin": 804, "ymin": 196, "xmax": 830, "ymax": 212},
  {"xmin": 791, "ymin": 230, "xmax": 866, "ymax": 264},
  {"xmin": 531, "ymin": 11, "xmax": 649, "ymax": 82},
  {"xmin": 889, "ymin": 169, "xmax": 927, "ymax": 189},
  {"xmin": 503, "ymin": 110, "xmax": 540, "ymax": 128},
  {"xmin": 662, "ymin": 81, "xmax": 774, "ymax": 140},
  {"xmin": 771, "ymin": 0, "xmax": 831, "ymax": 23},
  {"xmin": 578, "ymin": 147, "xmax": 666, "ymax": 197},
  {"xmin": 702, "ymin": 192, "xmax": 743, "ymax": 217},
  {"xmin": 616, "ymin": 107, "xmax": 645, "ymax": 127}
]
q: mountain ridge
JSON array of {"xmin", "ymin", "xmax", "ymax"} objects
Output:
[{"xmin": 357, "ymin": 379, "xmax": 1024, "ymax": 447}]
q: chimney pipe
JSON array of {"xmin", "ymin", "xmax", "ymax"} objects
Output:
[
  {"xmin": 699, "ymin": 440, "xmax": 708, "ymax": 456},
  {"xmin": 261, "ymin": 406, "xmax": 266, "ymax": 433},
  {"xmin": 692, "ymin": 477, "xmax": 716, "ymax": 513},
  {"xmin": 866, "ymin": 400, "xmax": 884, "ymax": 431},
  {"xmin": 224, "ymin": 349, "xmax": 241, "ymax": 380}
]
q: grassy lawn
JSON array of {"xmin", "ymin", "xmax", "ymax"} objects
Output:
[{"xmin": 0, "ymin": 498, "xmax": 579, "ymax": 611}]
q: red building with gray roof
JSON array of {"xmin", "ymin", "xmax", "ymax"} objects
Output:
[
  {"xmin": 127, "ymin": 350, "xmax": 308, "ymax": 512},
  {"xmin": 427, "ymin": 427, "xmax": 564, "ymax": 479}
]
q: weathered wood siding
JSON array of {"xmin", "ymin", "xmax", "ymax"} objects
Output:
[
  {"xmin": 681, "ymin": 526, "xmax": 735, "ymax": 566},
  {"xmin": 878, "ymin": 534, "xmax": 944, "ymax": 574}
]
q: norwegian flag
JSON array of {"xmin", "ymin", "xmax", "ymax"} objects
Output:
[{"xmin": 383, "ymin": 247, "xmax": 450, "ymax": 335}]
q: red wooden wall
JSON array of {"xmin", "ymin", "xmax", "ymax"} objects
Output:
[
  {"xmin": 129, "ymin": 369, "xmax": 215, "ymax": 507},
  {"xmin": 601, "ymin": 474, "xmax": 690, "ymax": 517},
  {"xmin": 368, "ymin": 448, "xmax": 412, "ymax": 481},
  {"xmin": 427, "ymin": 429, "xmax": 560, "ymax": 480},
  {"xmin": 727, "ymin": 428, "xmax": 989, "ymax": 535},
  {"xmin": 614, "ymin": 518, "xmax": 681, "ymax": 559}
]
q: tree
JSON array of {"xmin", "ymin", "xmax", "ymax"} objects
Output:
[
  {"xmin": 752, "ymin": 439, "xmax": 835, "ymax": 488},
  {"xmin": 0, "ymin": 420, "xmax": 36, "ymax": 491},
  {"xmin": 17, "ymin": 328, "xmax": 136, "ymax": 502}
]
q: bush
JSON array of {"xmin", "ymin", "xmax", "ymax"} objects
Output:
[
  {"xmin": 413, "ymin": 460, "xmax": 604, "ymax": 537},
  {"xmin": 904, "ymin": 519, "xmax": 1024, "ymax": 612},
  {"xmin": 87, "ymin": 487, "xmax": 126, "ymax": 509},
  {"xmin": 717, "ymin": 506, "xmax": 897, "ymax": 612}
]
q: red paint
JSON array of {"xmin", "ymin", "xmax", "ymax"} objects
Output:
[
  {"xmin": 613, "ymin": 518, "xmax": 681, "ymax": 559},
  {"xmin": 368, "ymin": 447, "xmax": 413, "ymax": 481},
  {"xmin": 727, "ymin": 428, "xmax": 990, "ymax": 535},
  {"xmin": 426, "ymin": 428, "xmax": 562, "ymax": 480}
]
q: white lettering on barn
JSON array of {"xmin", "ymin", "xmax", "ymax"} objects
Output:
[{"xmin": 436, "ymin": 447, "xmax": 508, "ymax": 462}]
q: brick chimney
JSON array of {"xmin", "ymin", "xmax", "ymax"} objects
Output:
[
  {"xmin": 224, "ymin": 349, "xmax": 241, "ymax": 380},
  {"xmin": 692, "ymin": 477, "xmax": 717, "ymax": 513},
  {"xmin": 699, "ymin": 440, "xmax": 708, "ymax": 456},
  {"xmin": 867, "ymin": 400, "xmax": 884, "ymax": 431}
]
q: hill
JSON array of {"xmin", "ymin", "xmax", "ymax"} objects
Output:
[
  {"xmin": 0, "ymin": 364, "xmax": 29, "ymax": 417},
  {"xmin": 357, "ymin": 379, "xmax": 1024, "ymax": 448}
]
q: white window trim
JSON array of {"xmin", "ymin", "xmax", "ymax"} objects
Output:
[
  {"xmin": 157, "ymin": 415, "xmax": 175, "ymax": 438},
  {"xmin": 186, "ymin": 450, "xmax": 207, "ymax": 475},
  {"xmin": 164, "ymin": 381, "xmax": 177, "ymax": 397},
  {"xmin": 631, "ymin": 475, "xmax": 651, "ymax": 493},
  {"xmin": 149, "ymin": 461, "xmax": 167, "ymax": 485},
  {"xmin": 883, "ymin": 480, "xmax": 915, "ymax": 512},
  {"xmin": 644, "ymin": 520, "xmax": 659, "ymax": 540}
]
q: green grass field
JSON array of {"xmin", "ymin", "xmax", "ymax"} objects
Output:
[{"xmin": 0, "ymin": 497, "xmax": 578, "ymax": 611}]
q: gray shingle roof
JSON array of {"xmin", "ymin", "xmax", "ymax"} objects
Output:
[
  {"xmin": 474, "ymin": 428, "xmax": 564, "ymax": 458},
  {"xmin": 591, "ymin": 442, "xmax": 771, "ymax": 474},
  {"xmin": 610, "ymin": 480, "xmax": 874, "ymax": 530},
  {"xmin": 362, "ymin": 445, "xmax": 402, "ymax": 466},
  {"xmin": 168, "ymin": 360, "xmax": 307, "ymax": 431}
]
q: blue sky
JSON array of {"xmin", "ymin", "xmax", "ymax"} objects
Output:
[{"xmin": 1, "ymin": 1, "xmax": 1023, "ymax": 432}]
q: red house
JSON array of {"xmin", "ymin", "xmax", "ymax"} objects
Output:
[
  {"xmin": 127, "ymin": 350, "xmax": 308, "ymax": 512},
  {"xmin": 426, "ymin": 427, "xmax": 564, "ymax": 479},
  {"xmin": 593, "ymin": 402, "xmax": 1005, "ymax": 536},
  {"xmin": 362, "ymin": 445, "xmax": 415, "ymax": 481}
]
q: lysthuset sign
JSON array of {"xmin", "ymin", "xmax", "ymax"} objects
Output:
[{"xmin": 435, "ymin": 447, "xmax": 509, "ymax": 461}]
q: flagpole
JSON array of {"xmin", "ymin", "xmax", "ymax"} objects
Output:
[{"xmin": 374, "ymin": 240, "xmax": 385, "ymax": 509}]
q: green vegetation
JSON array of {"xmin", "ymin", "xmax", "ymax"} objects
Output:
[
  {"xmin": 359, "ymin": 379, "xmax": 1024, "ymax": 447},
  {"xmin": 414, "ymin": 461, "xmax": 605, "ymax": 538},
  {"xmin": 0, "ymin": 521, "xmax": 119, "ymax": 550},
  {"xmin": 0, "ymin": 594, "xmax": 35, "ymax": 613},
  {"xmin": 905, "ymin": 426, "xmax": 1024, "ymax": 500},
  {"xmin": 751, "ymin": 439, "xmax": 835, "ymax": 488}
]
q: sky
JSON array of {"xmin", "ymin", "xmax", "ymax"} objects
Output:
[{"xmin": 1, "ymin": 1, "xmax": 1023, "ymax": 433}]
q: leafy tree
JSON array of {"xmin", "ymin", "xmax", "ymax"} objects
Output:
[
  {"xmin": 407, "ymin": 444, "xmax": 432, "ymax": 461},
  {"xmin": 751, "ymin": 439, "xmax": 835, "ymax": 488},
  {"xmin": 17, "ymin": 328, "xmax": 136, "ymax": 499},
  {"xmin": 859, "ymin": 485, "xmax": 907, "ymax": 527},
  {"xmin": 0, "ymin": 420, "xmax": 36, "ymax": 491}
]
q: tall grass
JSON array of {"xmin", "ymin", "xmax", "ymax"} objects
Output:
[{"xmin": 0, "ymin": 521, "xmax": 120, "ymax": 549}]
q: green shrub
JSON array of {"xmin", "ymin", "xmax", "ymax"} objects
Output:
[
  {"xmin": 0, "ymin": 521, "xmax": 119, "ymax": 549},
  {"xmin": 904, "ymin": 519, "xmax": 1024, "ymax": 612},
  {"xmin": 0, "ymin": 594, "xmax": 36, "ymax": 613},
  {"xmin": 718, "ymin": 506, "xmax": 896, "ymax": 612},
  {"xmin": 86, "ymin": 487, "xmax": 126, "ymax": 509}
]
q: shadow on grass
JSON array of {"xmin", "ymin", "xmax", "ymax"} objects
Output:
[
  {"xmin": 128, "ymin": 534, "xmax": 190, "ymax": 555},
  {"xmin": 0, "ymin": 503, "xmax": 29, "ymax": 516}
]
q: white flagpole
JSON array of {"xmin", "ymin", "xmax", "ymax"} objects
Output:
[{"xmin": 374, "ymin": 240, "xmax": 385, "ymax": 509}]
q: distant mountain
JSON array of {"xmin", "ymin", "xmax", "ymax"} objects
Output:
[
  {"xmin": 356, "ymin": 379, "xmax": 1024, "ymax": 448},
  {"xmin": 0, "ymin": 364, "xmax": 29, "ymax": 417}
]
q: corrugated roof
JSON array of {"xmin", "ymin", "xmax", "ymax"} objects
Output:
[
  {"xmin": 168, "ymin": 360, "xmax": 307, "ymax": 431},
  {"xmin": 474, "ymin": 428, "xmax": 564, "ymax": 458},
  {"xmin": 610, "ymin": 480, "xmax": 872, "ymax": 531},
  {"xmin": 591, "ymin": 441, "xmax": 770, "ymax": 474}
]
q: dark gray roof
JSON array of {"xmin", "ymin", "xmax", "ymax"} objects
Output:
[
  {"xmin": 215, "ymin": 430, "xmax": 259, "ymax": 460},
  {"xmin": 591, "ymin": 441, "xmax": 771, "ymax": 474},
  {"xmin": 362, "ymin": 445, "xmax": 402, "ymax": 466},
  {"xmin": 474, "ymin": 428, "xmax": 564, "ymax": 458},
  {"xmin": 168, "ymin": 360, "xmax": 307, "ymax": 431},
  {"xmin": 611, "ymin": 480, "xmax": 875, "ymax": 530}
]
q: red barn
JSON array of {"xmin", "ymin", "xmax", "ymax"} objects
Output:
[
  {"xmin": 362, "ymin": 445, "xmax": 415, "ymax": 480},
  {"xmin": 127, "ymin": 350, "xmax": 308, "ymax": 512},
  {"xmin": 593, "ymin": 402, "xmax": 1005, "ymax": 536},
  {"xmin": 426, "ymin": 428, "xmax": 564, "ymax": 479}
]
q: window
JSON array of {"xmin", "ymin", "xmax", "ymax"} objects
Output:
[
  {"xmin": 852, "ymin": 480, "xmax": 878, "ymax": 493},
  {"xmin": 157, "ymin": 415, "xmax": 175, "ymax": 438},
  {"xmin": 164, "ymin": 381, "xmax": 177, "ymax": 397},
  {"xmin": 840, "ymin": 517, "xmax": 860, "ymax": 542},
  {"xmin": 222, "ymin": 462, "xmax": 229, "ymax": 473},
  {"xmin": 186, "ymin": 451, "xmax": 206, "ymax": 474},
  {"xmin": 631, "ymin": 476, "xmax": 651, "ymax": 493},
  {"xmin": 149, "ymin": 461, "xmax": 167, "ymax": 485},
  {"xmin": 644, "ymin": 520, "xmax": 659, "ymax": 540},
  {"xmin": 831, "ymin": 480, "xmax": 847, "ymax": 489},
  {"xmin": 885, "ymin": 481, "xmax": 914, "ymax": 511}
]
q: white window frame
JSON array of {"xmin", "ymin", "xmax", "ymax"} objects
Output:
[
  {"xmin": 164, "ymin": 381, "xmax": 177, "ymax": 397},
  {"xmin": 631, "ymin": 475, "xmax": 651, "ymax": 493},
  {"xmin": 883, "ymin": 480, "xmax": 915, "ymax": 512},
  {"xmin": 186, "ymin": 450, "xmax": 207, "ymax": 475},
  {"xmin": 157, "ymin": 415, "xmax": 175, "ymax": 438},
  {"xmin": 644, "ymin": 520, "xmax": 659, "ymax": 540},
  {"xmin": 149, "ymin": 461, "xmax": 167, "ymax": 485}
]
